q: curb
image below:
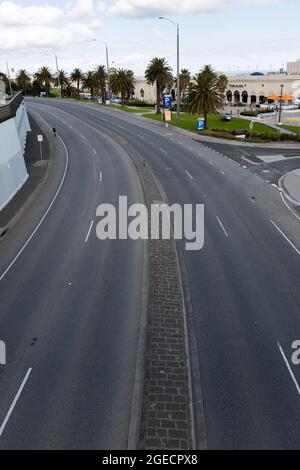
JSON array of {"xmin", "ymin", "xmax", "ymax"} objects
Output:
[{"xmin": 279, "ymin": 171, "xmax": 300, "ymax": 207}]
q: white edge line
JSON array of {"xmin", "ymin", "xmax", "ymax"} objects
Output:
[
  {"xmin": 0, "ymin": 132, "xmax": 69, "ymax": 282},
  {"xmin": 0, "ymin": 368, "xmax": 32, "ymax": 437},
  {"xmin": 270, "ymin": 219, "xmax": 300, "ymax": 256},
  {"xmin": 216, "ymin": 216, "xmax": 229, "ymax": 238},
  {"xmin": 277, "ymin": 342, "xmax": 300, "ymax": 396},
  {"xmin": 85, "ymin": 220, "xmax": 94, "ymax": 243},
  {"xmin": 184, "ymin": 170, "xmax": 194, "ymax": 180}
]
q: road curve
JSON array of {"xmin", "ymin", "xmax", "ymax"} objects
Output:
[
  {"xmin": 25, "ymin": 98, "xmax": 300, "ymax": 449},
  {"xmin": 0, "ymin": 101, "xmax": 145, "ymax": 449}
]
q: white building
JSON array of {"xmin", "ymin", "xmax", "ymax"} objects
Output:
[
  {"xmin": 225, "ymin": 72, "xmax": 300, "ymax": 105},
  {"xmin": 133, "ymin": 77, "xmax": 157, "ymax": 103},
  {"xmin": 287, "ymin": 58, "xmax": 300, "ymax": 76}
]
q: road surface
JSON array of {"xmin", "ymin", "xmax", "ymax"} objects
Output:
[
  {"xmin": 0, "ymin": 101, "xmax": 145, "ymax": 449},
  {"xmin": 2, "ymin": 97, "xmax": 300, "ymax": 449}
]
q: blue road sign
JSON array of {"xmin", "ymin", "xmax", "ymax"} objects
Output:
[
  {"xmin": 163, "ymin": 96, "xmax": 172, "ymax": 109},
  {"xmin": 197, "ymin": 117, "xmax": 205, "ymax": 131}
]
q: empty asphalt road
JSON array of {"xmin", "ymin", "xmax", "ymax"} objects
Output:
[
  {"xmin": 2, "ymin": 97, "xmax": 300, "ymax": 449},
  {"xmin": 0, "ymin": 101, "xmax": 145, "ymax": 449}
]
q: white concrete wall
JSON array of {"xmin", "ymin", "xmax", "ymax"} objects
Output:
[{"xmin": 0, "ymin": 100, "xmax": 30, "ymax": 211}]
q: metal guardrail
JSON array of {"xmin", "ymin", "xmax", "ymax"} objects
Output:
[{"xmin": 0, "ymin": 93, "xmax": 23, "ymax": 124}]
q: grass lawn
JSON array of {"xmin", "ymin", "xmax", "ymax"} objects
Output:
[
  {"xmin": 143, "ymin": 112, "xmax": 278, "ymax": 135},
  {"xmin": 282, "ymin": 124, "xmax": 300, "ymax": 134}
]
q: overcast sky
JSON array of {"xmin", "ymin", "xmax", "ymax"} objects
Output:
[{"xmin": 0, "ymin": 0, "xmax": 299, "ymax": 77}]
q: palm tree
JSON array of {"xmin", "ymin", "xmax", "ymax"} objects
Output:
[
  {"xmin": 35, "ymin": 66, "xmax": 53, "ymax": 95},
  {"xmin": 71, "ymin": 68, "xmax": 83, "ymax": 99},
  {"xmin": 145, "ymin": 58, "xmax": 172, "ymax": 114},
  {"xmin": 94, "ymin": 65, "xmax": 107, "ymax": 104},
  {"xmin": 15, "ymin": 69, "xmax": 31, "ymax": 94},
  {"xmin": 82, "ymin": 71, "xmax": 96, "ymax": 99},
  {"xmin": 187, "ymin": 65, "xmax": 225, "ymax": 129},
  {"xmin": 218, "ymin": 74, "xmax": 229, "ymax": 95},
  {"xmin": 110, "ymin": 68, "xmax": 135, "ymax": 105},
  {"xmin": 179, "ymin": 68, "xmax": 191, "ymax": 101}
]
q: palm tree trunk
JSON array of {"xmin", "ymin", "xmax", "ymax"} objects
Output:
[
  {"xmin": 77, "ymin": 80, "xmax": 80, "ymax": 99},
  {"xmin": 204, "ymin": 110, "xmax": 208, "ymax": 130}
]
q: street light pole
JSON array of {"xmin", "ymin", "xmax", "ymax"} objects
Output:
[
  {"xmin": 278, "ymin": 83, "xmax": 283, "ymax": 125},
  {"xmin": 158, "ymin": 17, "xmax": 180, "ymax": 125},
  {"xmin": 55, "ymin": 54, "xmax": 62, "ymax": 99},
  {"xmin": 92, "ymin": 39, "xmax": 111, "ymax": 103}
]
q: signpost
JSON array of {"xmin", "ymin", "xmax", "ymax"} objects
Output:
[
  {"xmin": 197, "ymin": 117, "xmax": 205, "ymax": 131},
  {"xmin": 37, "ymin": 135, "xmax": 43, "ymax": 161}
]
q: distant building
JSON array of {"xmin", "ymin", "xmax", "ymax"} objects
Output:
[
  {"xmin": 287, "ymin": 58, "xmax": 300, "ymax": 76},
  {"xmin": 132, "ymin": 77, "xmax": 157, "ymax": 103},
  {"xmin": 225, "ymin": 63, "xmax": 300, "ymax": 105}
]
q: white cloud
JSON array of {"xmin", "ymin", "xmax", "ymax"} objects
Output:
[
  {"xmin": 0, "ymin": 1, "xmax": 63, "ymax": 25},
  {"xmin": 89, "ymin": 19, "xmax": 104, "ymax": 29},
  {"xmin": 105, "ymin": 0, "xmax": 284, "ymax": 17},
  {"xmin": 0, "ymin": 22, "xmax": 94, "ymax": 51},
  {"xmin": 69, "ymin": 0, "xmax": 94, "ymax": 18},
  {"xmin": 97, "ymin": 1, "xmax": 107, "ymax": 12}
]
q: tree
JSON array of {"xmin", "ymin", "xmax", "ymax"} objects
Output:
[
  {"xmin": 217, "ymin": 74, "xmax": 229, "ymax": 95},
  {"xmin": 110, "ymin": 68, "xmax": 135, "ymax": 105},
  {"xmin": 15, "ymin": 69, "xmax": 31, "ymax": 95},
  {"xmin": 35, "ymin": 66, "xmax": 53, "ymax": 95},
  {"xmin": 187, "ymin": 65, "xmax": 225, "ymax": 129},
  {"xmin": 71, "ymin": 68, "xmax": 83, "ymax": 99},
  {"xmin": 82, "ymin": 71, "xmax": 96, "ymax": 99},
  {"xmin": 94, "ymin": 65, "xmax": 107, "ymax": 104},
  {"xmin": 179, "ymin": 68, "xmax": 191, "ymax": 101},
  {"xmin": 145, "ymin": 58, "xmax": 172, "ymax": 114}
]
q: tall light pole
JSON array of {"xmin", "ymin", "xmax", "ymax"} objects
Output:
[
  {"xmin": 92, "ymin": 39, "xmax": 111, "ymax": 103},
  {"xmin": 158, "ymin": 17, "xmax": 180, "ymax": 125},
  {"xmin": 278, "ymin": 83, "xmax": 284, "ymax": 125},
  {"xmin": 55, "ymin": 54, "xmax": 62, "ymax": 99}
]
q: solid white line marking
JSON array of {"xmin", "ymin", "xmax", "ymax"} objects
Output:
[
  {"xmin": 85, "ymin": 220, "xmax": 94, "ymax": 243},
  {"xmin": 185, "ymin": 170, "xmax": 194, "ymax": 180},
  {"xmin": 160, "ymin": 148, "xmax": 167, "ymax": 155},
  {"xmin": 216, "ymin": 216, "xmax": 229, "ymax": 238},
  {"xmin": 0, "ymin": 134, "xmax": 69, "ymax": 282},
  {"xmin": 0, "ymin": 368, "xmax": 32, "ymax": 437},
  {"xmin": 149, "ymin": 129, "xmax": 164, "ymax": 136},
  {"xmin": 137, "ymin": 134, "xmax": 145, "ymax": 140},
  {"xmin": 270, "ymin": 219, "xmax": 300, "ymax": 256},
  {"xmin": 232, "ymin": 160, "xmax": 240, "ymax": 166},
  {"xmin": 277, "ymin": 342, "xmax": 300, "ymax": 396},
  {"xmin": 99, "ymin": 171, "xmax": 102, "ymax": 183}
]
